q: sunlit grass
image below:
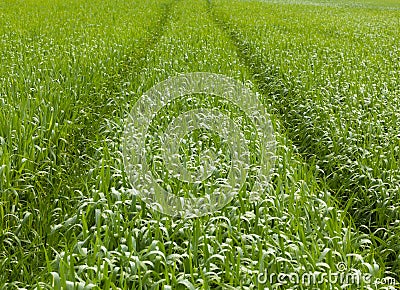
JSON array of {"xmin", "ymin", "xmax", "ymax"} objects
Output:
[
  {"xmin": 213, "ymin": 0, "xmax": 400, "ymax": 280},
  {"xmin": 0, "ymin": 0, "xmax": 171, "ymax": 286},
  {"xmin": 1, "ymin": 0, "xmax": 398, "ymax": 288}
]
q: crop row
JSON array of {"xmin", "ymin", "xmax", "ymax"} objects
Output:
[
  {"xmin": 0, "ymin": 0, "xmax": 171, "ymax": 285},
  {"xmin": 212, "ymin": 0, "xmax": 400, "ymax": 278}
]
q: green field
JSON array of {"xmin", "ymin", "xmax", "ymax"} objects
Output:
[{"xmin": 1, "ymin": 0, "xmax": 399, "ymax": 288}]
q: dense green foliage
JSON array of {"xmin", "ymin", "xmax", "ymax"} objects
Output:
[
  {"xmin": 0, "ymin": 0, "xmax": 399, "ymax": 288},
  {"xmin": 212, "ymin": 0, "xmax": 400, "ymax": 277}
]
